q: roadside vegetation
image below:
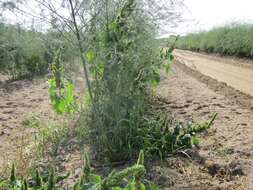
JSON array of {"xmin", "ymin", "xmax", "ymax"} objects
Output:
[
  {"xmin": 0, "ymin": 23, "xmax": 77, "ymax": 79},
  {"xmin": 0, "ymin": 151, "xmax": 160, "ymax": 190},
  {"xmin": 176, "ymin": 24, "xmax": 253, "ymax": 57}
]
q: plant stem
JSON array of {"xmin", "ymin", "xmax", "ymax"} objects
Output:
[{"xmin": 68, "ymin": 0, "xmax": 93, "ymax": 103}]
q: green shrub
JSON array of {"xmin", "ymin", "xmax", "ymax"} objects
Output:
[
  {"xmin": 0, "ymin": 23, "xmax": 78, "ymax": 79},
  {"xmin": 176, "ymin": 24, "xmax": 253, "ymax": 57},
  {"xmin": 81, "ymin": 0, "xmax": 167, "ymax": 162},
  {"xmin": 68, "ymin": 0, "xmax": 211, "ymax": 163},
  {"xmin": 0, "ymin": 24, "xmax": 50, "ymax": 79}
]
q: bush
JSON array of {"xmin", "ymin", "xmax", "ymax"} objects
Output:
[
  {"xmin": 0, "ymin": 23, "xmax": 78, "ymax": 79},
  {"xmin": 67, "ymin": 0, "xmax": 214, "ymax": 163},
  {"xmin": 0, "ymin": 24, "xmax": 50, "ymax": 79},
  {"xmin": 81, "ymin": 0, "xmax": 165, "ymax": 162},
  {"xmin": 176, "ymin": 24, "xmax": 253, "ymax": 57}
]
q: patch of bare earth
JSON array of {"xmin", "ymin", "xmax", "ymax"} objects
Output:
[
  {"xmin": 155, "ymin": 62, "xmax": 253, "ymax": 189},
  {"xmin": 0, "ymin": 74, "xmax": 51, "ymax": 175},
  {"xmin": 174, "ymin": 49, "xmax": 253, "ymax": 97}
]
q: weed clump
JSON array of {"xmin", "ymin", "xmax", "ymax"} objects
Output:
[
  {"xmin": 77, "ymin": 0, "xmax": 174, "ymax": 163},
  {"xmin": 1, "ymin": 152, "xmax": 159, "ymax": 190}
]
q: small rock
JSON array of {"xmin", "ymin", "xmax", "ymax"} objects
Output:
[
  {"xmin": 74, "ymin": 168, "xmax": 82, "ymax": 178},
  {"xmin": 205, "ymin": 160, "xmax": 222, "ymax": 176}
]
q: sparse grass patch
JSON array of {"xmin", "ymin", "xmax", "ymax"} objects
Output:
[{"xmin": 23, "ymin": 115, "xmax": 70, "ymax": 158}]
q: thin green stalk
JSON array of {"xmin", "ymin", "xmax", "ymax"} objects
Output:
[{"xmin": 68, "ymin": 0, "xmax": 93, "ymax": 103}]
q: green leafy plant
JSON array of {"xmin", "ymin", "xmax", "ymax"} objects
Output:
[
  {"xmin": 73, "ymin": 151, "xmax": 158, "ymax": 190},
  {"xmin": 133, "ymin": 111, "xmax": 217, "ymax": 160},
  {"xmin": 1, "ymin": 151, "xmax": 159, "ymax": 190},
  {"xmin": 81, "ymin": 0, "xmax": 171, "ymax": 163},
  {"xmin": 48, "ymin": 49, "xmax": 77, "ymax": 114},
  {"xmin": 160, "ymin": 35, "xmax": 178, "ymax": 73},
  {"xmin": 3, "ymin": 165, "xmax": 69, "ymax": 190}
]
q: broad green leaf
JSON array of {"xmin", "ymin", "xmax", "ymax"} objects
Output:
[
  {"xmin": 85, "ymin": 50, "xmax": 95, "ymax": 62},
  {"xmin": 140, "ymin": 183, "xmax": 146, "ymax": 190},
  {"xmin": 150, "ymin": 71, "xmax": 160, "ymax": 87},
  {"xmin": 149, "ymin": 182, "xmax": 160, "ymax": 190},
  {"xmin": 89, "ymin": 174, "xmax": 102, "ymax": 183},
  {"xmin": 164, "ymin": 63, "xmax": 171, "ymax": 73}
]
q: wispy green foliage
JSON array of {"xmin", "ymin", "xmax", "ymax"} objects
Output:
[
  {"xmin": 81, "ymin": 0, "xmax": 171, "ymax": 163},
  {"xmin": 176, "ymin": 24, "xmax": 253, "ymax": 57}
]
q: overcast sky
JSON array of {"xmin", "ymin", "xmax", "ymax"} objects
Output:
[
  {"xmin": 2, "ymin": 0, "xmax": 253, "ymax": 36},
  {"xmin": 172, "ymin": 0, "xmax": 253, "ymax": 36}
]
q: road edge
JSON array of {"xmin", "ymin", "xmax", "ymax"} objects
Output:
[{"xmin": 175, "ymin": 60, "xmax": 253, "ymax": 112}]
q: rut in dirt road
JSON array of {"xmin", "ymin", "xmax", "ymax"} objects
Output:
[
  {"xmin": 157, "ymin": 63, "xmax": 253, "ymax": 189},
  {"xmin": 174, "ymin": 49, "xmax": 253, "ymax": 97}
]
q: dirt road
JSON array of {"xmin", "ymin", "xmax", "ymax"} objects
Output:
[{"xmin": 174, "ymin": 49, "xmax": 253, "ymax": 97}]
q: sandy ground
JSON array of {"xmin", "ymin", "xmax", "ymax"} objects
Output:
[
  {"xmin": 0, "ymin": 74, "xmax": 50, "ymax": 175},
  {"xmin": 156, "ymin": 60, "xmax": 253, "ymax": 189},
  {"xmin": 174, "ymin": 49, "xmax": 253, "ymax": 96}
]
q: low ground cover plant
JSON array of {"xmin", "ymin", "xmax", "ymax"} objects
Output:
[{"xmin": 0, "ymin": 151, "xmax": 159, "ymax": 190}]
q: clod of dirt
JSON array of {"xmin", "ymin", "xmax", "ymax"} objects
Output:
[
  {"xmin": 229, "ymin": 160, "xmax": 250, "ymax": 176},
  {"xmin": 212, "ymin": 182, "xmax": 238, "ymax": 190},
  {"xmin": 205, "ymin": 159, "xmax": 247, "ymax": 181},
  {"xmin": 183, "ymin": 149, "xmax": 206, "ymax": 164},
  {"xmin": 148, "ymin": 166, "xmax": 179, "ymax": 187},
  {"xmin": 205, "ymin": 160, "xmax": 223, "ymax": 176},
  {"xmin": 166, "ymin": 157, "xmax": 187, "ymax": 171}
]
